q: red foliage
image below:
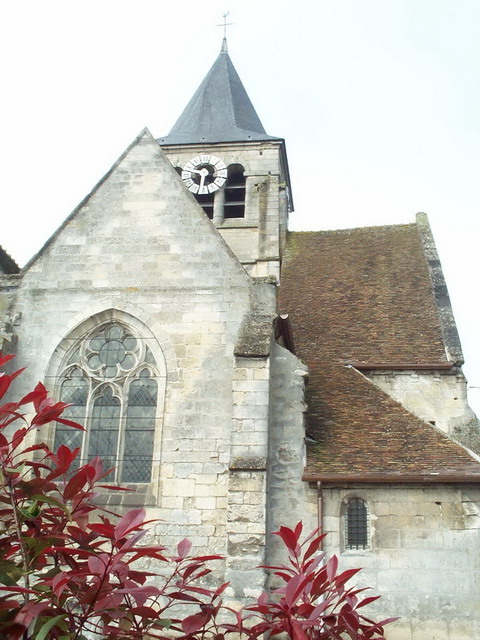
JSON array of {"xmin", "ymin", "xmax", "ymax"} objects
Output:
[
  {"xmin": 0, "ymin": 356, "xmax": 395, "ymax": 639},
  {"xmin": 229, "ymin": 523, "xmax": 397, "ymax": 640}
]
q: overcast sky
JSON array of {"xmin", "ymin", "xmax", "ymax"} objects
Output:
[{"xmin": 1, "ymin": 0, "xmax": 479, "ymax": 414}]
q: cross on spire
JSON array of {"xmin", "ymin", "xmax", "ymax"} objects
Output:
[{"xmin": 218, "ymin": 12, "xmax": 232, "ymax": 39}]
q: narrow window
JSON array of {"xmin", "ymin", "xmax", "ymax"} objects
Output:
[
  {"xmin": 89, "ymin": 386, "xmax": 121, "ymax": 478},
  {"xmin": 224, "ymin": 164, "xmax": 246, "ymax": 218},
  {"xmin": 345, "ymin": 498, "xmax": 369, "ymax": 549},
  {"xmin": 54, "ymin": 367, "xmax": 87, "ymax": 467},
  {"xmin": 124, "ymin": 370, "xmax": 157, "ymax": 482}
]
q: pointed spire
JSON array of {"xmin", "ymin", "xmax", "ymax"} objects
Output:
[{"xmin": 158, "ymin": 43, "xmax": 275, "ymax": 145}]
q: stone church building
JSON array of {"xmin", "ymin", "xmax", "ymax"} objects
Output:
[{"xmin": 1, "ymin": 39, "xmax": 480, "ymax": 638}]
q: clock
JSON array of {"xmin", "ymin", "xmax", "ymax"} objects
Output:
[{"xmin": 181, "ymin": 154, "xmax": 228, "ymax": 195}]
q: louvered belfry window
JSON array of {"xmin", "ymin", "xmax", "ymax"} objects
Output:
[
  {"xmin": 54, "ymin": 322, "xmax": 159, "ymax": 483},
  {"xmin": 224, "ymin": 164, "xmax": 246, "ymax": 218},
  {"xmin": 345, "ymin": 498, "xmax": 369, "ymax": 549}
]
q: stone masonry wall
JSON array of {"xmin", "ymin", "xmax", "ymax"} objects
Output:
[
  {"xmin": 226, "ymin": 356, "xmax": 271, "ymax": 601},
  {"xmin": 368, "ymin": 370, "xmax": 480, "ymax": 451},
  {"xmin": 10, "ymin": 131, "xmax": 272, "ymax": 598},
  {"xmin": 266, "ymin": 342, "xmax": 317, "ymax": 578},
  {"xmin": 322, "ymin": 484, "xmax": 480, "ymax": 639}
]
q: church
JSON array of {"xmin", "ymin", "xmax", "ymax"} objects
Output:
[{"xmin": 1, "ymin": 38, "xmax": 480, "ymax": 639}]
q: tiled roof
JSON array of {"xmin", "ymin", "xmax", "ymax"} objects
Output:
[
  {"xmin": 280, "ymin": 223, "xmax": 480, "ymax": 482},
  {"xmin": 158, "ymin": 39, "xmax": 276, "ymax": 145},
  {"xmin": 281, "ymin": 224, "xmax": 449, "ymax": 366}
]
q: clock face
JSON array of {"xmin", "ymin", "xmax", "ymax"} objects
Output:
[{"xmin": 181, "ymin": 154, "xmax": 228, "ymax": 194}]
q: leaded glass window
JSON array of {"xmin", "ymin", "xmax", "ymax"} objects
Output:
[
  {"xmin": 54, "ymin": 322, "xmax": 159, "ymax": 483},
  {"xmin": 345, "ymin": 498, "xmax": 369, "ymax": 550}
]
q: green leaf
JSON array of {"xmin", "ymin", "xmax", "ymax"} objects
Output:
[
  {"xmin": 30, "ymin": 494, "xmax": 70, "ymax": 515},
  {"xmin": 35, "ymin": 614, "xmax": 67, "ymax": 640},
  {"xmin": 4, "ymin": 465, "xmax": 25, "ymax": 475},
  {"xmin": 159, "ymin": 618, "xmax": 172, "ymax": 628},
  {"xmin": 0, "ymin": 566, "xmax": 26, "ymax": 586}
]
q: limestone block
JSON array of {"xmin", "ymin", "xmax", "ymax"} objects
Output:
[
  {"xmin": 195, "ymin": 496, "xmax": 216, "ymax": 511},
  {"xmin": 373, "ymin": 527, "xmax": 400, "ymax": 549},
  {"xmin": 385, "ymin": 620, "xmax": 413, "ymax": 640},
  {"xmin": 201, "ymin": 509, "xmax": 225, "ymax": 525},
  {"xmin": 227, "ymin": 556, "xmax": 264, "ymax": 571},
  {"xmin": 227, "ymin": 504, "xmax": 264, "ymax": 524},
  {"xmin": 411, "ymin": 619, "xmax": 449, "ymax": 639},
  {"xmin": 224, "ymin": 568, "xmax": 266, "ymax": 598},
  {"xmin": 162, "ymin": 478, "xmax": 195, "ymax": 497},
  {"xmin": 448, "ymin": 618, "xmax": 479, "ymax": 639},
  {"xmin": 161, "ymin": 496, "xmax": 184, "ymax": 510}
]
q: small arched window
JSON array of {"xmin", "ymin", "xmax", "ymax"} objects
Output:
[
  {"xmin": 345, "ymin": 498, "xmax": 369, "ymax": 550},
  {"xmin": 54, "ymin": 322, "xmax": 160, "ymax": 483}
]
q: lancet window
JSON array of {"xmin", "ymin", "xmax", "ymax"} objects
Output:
[{"xmin": 54, "ymin": 322, "xmax": 160, "ymax": 483}]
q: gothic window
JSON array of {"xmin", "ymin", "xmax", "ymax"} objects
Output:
[
  {"xmin": 224, "ymin": 164, "xmax": 246, "ymax": 218},
  {"xmin": 345, "ymin": 498, "xmax": 369, "ymax": 550},
  {"xmin": 54, "ymin": 322, "xmax": 160, "ymax": 483}
]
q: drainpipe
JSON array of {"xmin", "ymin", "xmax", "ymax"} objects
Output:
[{"xmin": 317, "ymin": 481, "xmax": 323, "ymax": 550}]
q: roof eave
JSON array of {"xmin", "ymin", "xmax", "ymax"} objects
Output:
[
  {"xmin": 303, "ymin": 472, "xmax": 480, "ymax": 484},
  {"xmin": 157, "ymin": 135, "xmax": 283, "ymax": 147},
  {"xmin": 353, "ymin": 362, "xmax": 455, "ymax": 371}
]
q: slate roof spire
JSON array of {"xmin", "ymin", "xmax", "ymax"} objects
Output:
[{"xmin": 158, "ymin": 39, "xmax": 276, "ymax": 145}]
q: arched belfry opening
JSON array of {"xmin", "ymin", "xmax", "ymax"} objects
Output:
[
  {"xmin": 224, "ymin": 164, "xmax": 246, "ymax": 219},
  {"xmin": 176, "ymin": 162, "xmax": 247, "ymax": 222}
]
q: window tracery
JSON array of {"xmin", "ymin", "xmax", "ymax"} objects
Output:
[{"xmin": 54, "ymin": 322, "xmax": 159, "ymax": 483}]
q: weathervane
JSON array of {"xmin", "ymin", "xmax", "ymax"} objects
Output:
[{"xmin": 218, "ymin": 12, "xmax": 232, "ymax": 39}]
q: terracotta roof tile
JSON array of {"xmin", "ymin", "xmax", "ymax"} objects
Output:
[
  {"xmin": 281, "ymin": 225, "xmax": 448, "ymax": 366},
  {"xmin": 279, "ymin": 223, "xmax": 480, "ymax": 481},
  {"xmin": 302, "ymin": 362, "xmax": 480, "ymax": 480}
]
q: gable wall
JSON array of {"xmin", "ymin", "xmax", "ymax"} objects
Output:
[
  {"xmin": 10, "ymin": 134, "xmax": 276, "ymax": 577},
  {"xmin": 368, "ymin": 370, "xmax": 479, "ymax": 450}
]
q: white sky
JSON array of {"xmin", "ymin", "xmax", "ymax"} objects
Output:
[{"xmin": 1, "ymin": 0, "xmax": 479, "ymax": 414}]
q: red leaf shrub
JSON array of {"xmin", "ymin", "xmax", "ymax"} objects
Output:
[
  {"xmin": 0, "ymin": 356, "xmax": 395, "ymax": 639},
  {"xmin": 230, "ymin": 522, "xmax": 397, "ymax": 639}
]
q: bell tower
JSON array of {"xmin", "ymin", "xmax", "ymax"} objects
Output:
[{"xmin": 158, "ymin": 39, "xmax": 293, "ymax": 281}]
